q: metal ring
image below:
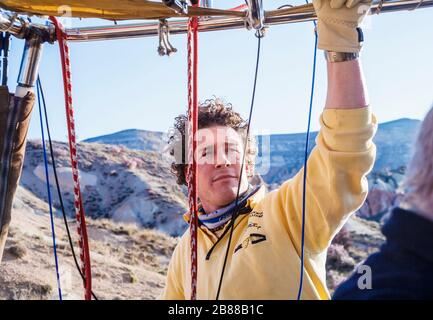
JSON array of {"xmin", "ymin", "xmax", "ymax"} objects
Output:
[{"xmin": 255, "ymin": 28, "xmax": 265, "ymax": 38}]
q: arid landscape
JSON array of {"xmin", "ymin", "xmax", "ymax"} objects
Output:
[{"xmin": 0, "ymin": 117, "xmax": 418, "ymax": 299}]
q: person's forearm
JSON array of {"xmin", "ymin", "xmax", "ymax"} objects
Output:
[{"xmin": 325, "ymin": 58, "xmax": 369, "ymax": 109}]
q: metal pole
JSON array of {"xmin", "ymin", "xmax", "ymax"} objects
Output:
[
  {"xmin": 0, "ymin": 13, "xmax": 54, "ymax": 42},
  {"xmin": 0, "ymin": 0, "xmax": 432, "ymax": 42},
  {"xmin": 0, "ymin": 13, "xmax": 24, "ymax": 38},
  {"xmin": 246, "ymin": 0, "xmax": 265, "ymax": 31},
  {"xmin": 201, "ymin": 0, "xmax": 213, "ymax": 8},
  {"xmin": 200, "ymin": 0, "xmax": 213, "ymax": 20},
  {"xmin": 1, "ymin": 32, "xmax": 11, "ymax": 86},
  {"xmin": 15, "ymin": 35, "xmax": 43, "ymax": 97},
  {"xmin": 62, "ymin": 0, "xmax": 433, "ymax": 42}
]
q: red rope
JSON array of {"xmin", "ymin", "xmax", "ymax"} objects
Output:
[
  {"xmin": 49, "ymin": 16, "xmax": 93, "ymax": 301},
  {"xmin": 229, "ymin": 4, "xmax": 248, "ymax": 11},
  {"xmin": 186, "ymin": 8, "xmax": 199, "ymax": 300}
]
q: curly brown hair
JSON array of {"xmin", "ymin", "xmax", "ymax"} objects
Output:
[{"xmin": 167, "ymin": 98, "xmax": 257, "ymax": 186}]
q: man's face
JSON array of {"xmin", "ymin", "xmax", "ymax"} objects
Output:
[{"xmin": 192, "ymin": 125, "xmax": 250, "ymax": 213}]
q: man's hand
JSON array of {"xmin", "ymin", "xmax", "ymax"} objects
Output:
[{"xmin": 313, "ymin": 0, "xmax": 372, "ymax": 53}]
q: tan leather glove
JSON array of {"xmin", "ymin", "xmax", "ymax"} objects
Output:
[{"xmin": 313, "ymin": 0, "xmax": 372, "ymax": 53}]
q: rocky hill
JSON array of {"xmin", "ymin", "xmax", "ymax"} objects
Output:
[
  {"xmin": 84, "ymin": 129, "xmax": 166, "ymax": 153},
  {"xmin": 20, "ymin": 139, "xmax": 188, "ymax": 236},
  {"xmin": 83, "ymin": 118, "xmax": 420, "ymax": 189},
  {"xmin": 79, "ymin": 117, "xmax": 418, "ymax": 226}
]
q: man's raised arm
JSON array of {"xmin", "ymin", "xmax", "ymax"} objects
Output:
[
  {"xmin": 325, "ymin": 59, "xmax": 368, "ymax": 109},
  {"xmin": 314, "ymin": 0, "xmax": 371, "ymax": 109},
  {"xmin": 269, "ymin": 0, "xmax": 377, "ymax": 254}
]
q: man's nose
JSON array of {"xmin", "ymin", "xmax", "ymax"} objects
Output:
[{"xmin": 214, "ymin": 151, "xmax": 231, "ymax": 168}]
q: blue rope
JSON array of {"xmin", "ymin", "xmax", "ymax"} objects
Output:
[
  {"xmin": 36, "ymin": 77, "xmax": 63, "ymax": 300},
  {"xmin": 297, "ymin": 2, "xmax": 318, "ymax": 300}
]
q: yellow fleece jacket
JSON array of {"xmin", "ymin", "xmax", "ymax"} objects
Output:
[{"xmin": 161, "ymin": 107, "xmax": 377, "ymax": 300}]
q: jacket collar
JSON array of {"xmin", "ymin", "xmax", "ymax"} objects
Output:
[{"xmin": 182, "ymin": 184, "xmax": 266, "ymax": 224}]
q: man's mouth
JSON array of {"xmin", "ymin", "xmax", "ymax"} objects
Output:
[{"xmin": 212, "ymin": 174, "xmax": 238, "ymax": 182}]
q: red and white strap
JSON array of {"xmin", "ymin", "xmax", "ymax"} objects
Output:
[
  {"xmin": 49, "ymin": 16, "xmax": 93, "ymax": 301},
  {"xmin": 186, "ymin": 9, "xmax": 199, "ymax": 300}
]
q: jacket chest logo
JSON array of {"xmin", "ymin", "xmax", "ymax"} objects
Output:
[{"xmin": 234, "ymin": 210, "xmax": 267, "ymax": 254}]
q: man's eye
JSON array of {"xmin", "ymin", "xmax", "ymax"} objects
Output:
[
  {"xmin": 228, "ymin": 147, "xmax": 240, "ymax": 154},
  {"xmin": 202, "ymin": 148, "xmax": 213, "ymax": 157}
]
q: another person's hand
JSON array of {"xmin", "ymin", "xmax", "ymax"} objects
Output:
[{"xmin": 313, "ymin": 0, "xmax": 372, "ymax": 53}]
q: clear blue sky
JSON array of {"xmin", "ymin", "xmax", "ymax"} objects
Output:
[{"xmin": 5, "ymin": 0, "xmax": 433, "ymax": 142}]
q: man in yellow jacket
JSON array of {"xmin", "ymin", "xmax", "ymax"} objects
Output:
[{"xmin": 162, "ymin": 0, "xmax": 377, "ymax": 300}]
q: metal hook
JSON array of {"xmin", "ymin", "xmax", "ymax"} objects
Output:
[
  {"xmin": 255, "ymin": 27, "xmax": 267, "ymax": 38},
  {"xmin": 157, "ymin": 19, "xmax": 177, "ymax": 56},
  {"xmin": 157, "ymin": 19, "xmax": 167, "ymax": 56},
  {"xmin": 163, "ymin": 30, "xmax": 177, "ymax": 56}
]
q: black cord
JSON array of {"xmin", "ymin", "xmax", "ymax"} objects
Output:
[
  {"xmin": 215, "ymin": 33, "xmax": 262, "ymax": 300},
  {"xmin": 296, "ymin": 0, "xmax": 318, "ymax": 301},
  {"xmin": 278, "ymin": 4, "xmax": 294, "ymax": 9},
  {"xmin": 37, "ymin": 76, "xmax": 99, "ymax": 300}
]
